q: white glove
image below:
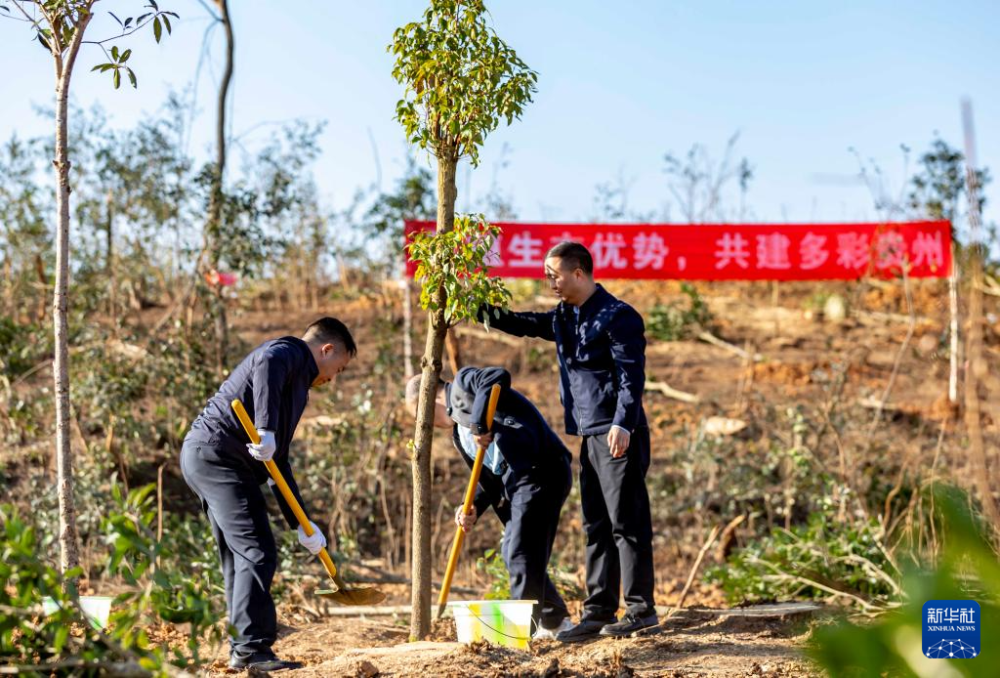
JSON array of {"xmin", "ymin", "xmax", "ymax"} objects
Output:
[
  {"xmin": 297, "ymin": 521, "xmax": 327, "ymax": 555},
  {"xmin": 247, "ymin": 430, "xmax": 277, "ymax": 462}
]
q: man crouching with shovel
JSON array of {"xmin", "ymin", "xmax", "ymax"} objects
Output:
[
  {"xmin": 180, "ymin": 317, "xmax": 356, "ymax": 671},
  {"xmin": 405, "ymin": 365, "xmax": 574, "ymax": 639}
]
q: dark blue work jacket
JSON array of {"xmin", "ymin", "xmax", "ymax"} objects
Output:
[
  {"xmin": 447, "ymin": 366, "xmax": 571, "ymax": 516},
  {"xmin": 185, "ymin": 336, "xmax": 317, "ymax": 528},
  {"xmin": 485, "ymin": 285, "xmax": 647, "ymax": 436}
]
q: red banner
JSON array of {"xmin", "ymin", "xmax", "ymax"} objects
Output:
[{"xmin": 404, "ymin": 220, "xmax": 951, "ymax": 281}]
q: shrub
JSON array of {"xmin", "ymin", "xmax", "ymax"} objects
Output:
[
  {"xmin": 809, "ymin": 486, "xmax": 1000, "ymax": 677},
  {"xmin": 708, "ymin": 506, "xmax": 898, "ymax": 609},
  {"xmin": 476, "ymin": 548, "xmax": 511, "ymax": 600},
  {"xmin": 102, "ymin": 483, "xmax": 225, "ymax": 670},
  {"xmin": 0, "ymin": 317, "xmax": 49, "ymax": 378},
  {"xmin": 646, "ymin": 283, "xmax": 713, "ymax": 341},
  {"xmin": 0, "ymin": 494, "xmax": 223, "ymax": 675}
]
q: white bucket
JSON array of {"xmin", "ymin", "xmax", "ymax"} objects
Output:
[
  {"xmin": 447, "ymin": 599, "xmax": 536, "ymax": 650},
  {"xmin": 41, "ymin": 596, "xmax": 114, "ymax": 630}
]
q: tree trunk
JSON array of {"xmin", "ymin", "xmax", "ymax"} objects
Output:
[
  {"xmin": 948, "ymin": 242, "xmax": 959, "ymax": 403},
  {"xmin": 106, "ymin": 190, "xmax": 117, "ymax": 334},
  {"xmin": 402, "ymin": 276, "xmax": 414, "ymax": 380},
  {"xmin": 965, "ymin": 243, "xmax": 998, "ymax": 530},
  {"xmin": 960, "ymin": 101, "xmax": 999, "ymax": 532},
  {"xmin": 34, "ymin": 253, "xmax": 47, "ymax": 322},
  {"xmin": 208, "ymin": 0, "xmax": 234, "ymax": 376},
  {"xmin": 436, "ymin": 154, "xmax": 457, "ymax": 234},
  {"xmin": 51, "ymin": 8, "xmax": 94, "ymax": 576},
  {"xmin": 213, "ymin": 294, "xmax": 229, "ymax": 374},
  {"xmin": 1, "ymin": 255, "xmax": 11, "ymax": 317},
  {"xmin": 445, "ymin": 328, "xmax": 462, "ymax": 374},
  {"xmin": 410, "ymin": 153, "xmax": 457, "ymax": 640}
]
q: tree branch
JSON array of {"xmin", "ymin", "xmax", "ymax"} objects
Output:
[
  {"xmin": 9, "ymin": 0, "xmax": 37, "ymax": 25},
  {"xmin": 57, "ymin": 0, "xmax": 96, "ymax": 82},
  {"xmin": 81, "ymin": 15, "xmax": 161, "ymax": 46},
  {"xmin": 194, "ymin": 0, "xmax": 220, "ymax": 22}
]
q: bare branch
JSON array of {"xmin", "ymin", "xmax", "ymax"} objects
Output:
[
  {"xmin": 195, "ymin": 0, "xmax": 220, "ymax": 22},
  {"xmin": 3, "ymin": 0, "xmax": 37, "ymax": 23},
  {"xmin": 9, "ymin": 0, "xmax": 38, "ymax": 24}
]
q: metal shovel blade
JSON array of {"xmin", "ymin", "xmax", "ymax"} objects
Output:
[{"xmin": 315, "ymin": 586, "xmax": 387, "ymax": 606}]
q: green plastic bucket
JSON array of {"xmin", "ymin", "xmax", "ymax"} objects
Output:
[
  {"xmin": 447, "ymin": 599, "xmax": 536, "ymax": 650},
  {"xmin": 41, "ymin": 596, "xmax": 113, "ymax": 630}
]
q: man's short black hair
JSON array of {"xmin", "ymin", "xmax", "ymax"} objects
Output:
[
  {"xmin": 303, "ymin": 317, "xmax": 357, "ymax": 356},
  {"xmin": 546, "ymin": 241, "xmax": 594, "ymax": 275}
]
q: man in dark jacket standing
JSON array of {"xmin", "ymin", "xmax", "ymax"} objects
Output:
[
  {"xmin": 405, "ymin": 366, "xmax": 574, "ymax": 639},
  {"xmin": 180, "ymin": 317, "xmax": 356, "ymax": 671},
  {"xmin": 483, "ymin": 241, "xmax": 657, "ymax": 641}
]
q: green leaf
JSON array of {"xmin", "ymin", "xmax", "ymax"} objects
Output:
[
  {"xmin": 36, "ymin": 32, "xmax": 50, "ymax": 52},
  {"xmin": 53, "ymin": 624, "xmax": 69, "ymax": 652},
  {"xmin": 153, "ymin": 17, "xmax": 162, "ymax": 43},
  {"xmin": 120, "ymin": 49, "xmax": 132, "ymax": 64},
  {"xmin": 113, "ymin": 69, "xmax": 121, "ymax": 89},
  {"xmin": 127, "ymin": 68, "xmax": 137, "ymax": 88},
  {"xmin": 163, "ymin": 15, "xmax": 172, "ymax": 34},
  {"xmin": 111, "ymin": 45, "xmax": 120, "ymax": 61}
]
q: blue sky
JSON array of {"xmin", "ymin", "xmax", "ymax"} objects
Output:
[{"xmin": 1, "ymin": 1, "xmax": 997, "ymax": 228}]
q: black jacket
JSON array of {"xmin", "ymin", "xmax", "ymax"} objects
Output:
[
  {"xmin": 185, "ymin": 336, "xmax": 316, "ymax": 528},
  {"xmin": 447, "ymin": 366, "xmax": 571, "ymax": 517},
  {"xmin": 484, "ymin": 285, "xmax": 647, "ymax": 436}
]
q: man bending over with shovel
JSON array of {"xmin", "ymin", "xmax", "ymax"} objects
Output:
[
  {"xmin": 181, "ymin": 317, "xmax": 356, "ymax": 671},
  {"xmin": 405, "ymin": 365, "xmax": 573, "ymax": 639}
]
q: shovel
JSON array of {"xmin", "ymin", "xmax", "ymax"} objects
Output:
[
  {"xmin": 231, "ymin": 399, "xmax": 386, "ymax": 606},
  {"xmin": 436, "ymin": 383, "xmax": 502, "ymax": 619}
]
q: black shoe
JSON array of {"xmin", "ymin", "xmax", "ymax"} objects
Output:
[
  {"xmin": 599, "ymin": 612, "xmax": 660, "ymax": 637},
  {"xmin": 555, "ymin": 618, "xmax": 613, "ymax": 643},
  {"xmin": 229, "ymin": 651, "xmax": 303, "ymax": 671}
]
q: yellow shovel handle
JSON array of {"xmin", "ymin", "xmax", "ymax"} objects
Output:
[
  {"xmin": 231, "ymin": 399, "xmax": 338, "ymax": 580},
  {"xmin": 437, "ymin": 384, "xmax": 502, "ymax": 615}
]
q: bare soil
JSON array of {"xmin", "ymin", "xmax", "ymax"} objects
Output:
[{"xmin": 199, "ymin": 608, "xmax": 819, "ymax": 677}]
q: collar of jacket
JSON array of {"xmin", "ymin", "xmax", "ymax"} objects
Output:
[
  {"xmin": 287, "ymin": 336, "xmax": 320, "ymax": 387},
  {"xmin": 562, "ymin": 283, "xmax": 610, "ymax": 319}
]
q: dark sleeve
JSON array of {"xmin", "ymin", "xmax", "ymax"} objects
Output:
[
  {"xmin": 453, "ymin": 428, "xmax": 493, "ymax": 517},
  {"xmin": 608, "ymin": 306, "xmax": 646, "ymax": 431},
  {"xmin": 461, "ymin": 366, "xmax": 511, "ymax": 435},
  {"xmin": 480, "ymin": 305, "xmax": 557, "ymax": 342},
  {"xmin": 252, "ymin": 344, "xmax": 293, "ymax": 432},
  {"xmin": 269, "ymin": 455, "xmax": 312, "ymax": 531},
  {"xmin": 473, "ymin": 485, "xmax": 493, "ymax": 518}
]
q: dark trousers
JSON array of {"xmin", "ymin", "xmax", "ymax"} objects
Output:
[
  {"xmin": 579, "ymin": 427, "xmax": 655, "ymax": 620},
  {"xmin": 497, "ymin": 458, "xmax": 572, "ymax": 628},
  {"xmin": 180, "ymin": 439, "xmax": 278, "ymax": 658}
]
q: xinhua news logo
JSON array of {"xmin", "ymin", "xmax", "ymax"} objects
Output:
[{"xmin": 922, "ymin": 600, "xmax": 981, "ymax": 659}]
